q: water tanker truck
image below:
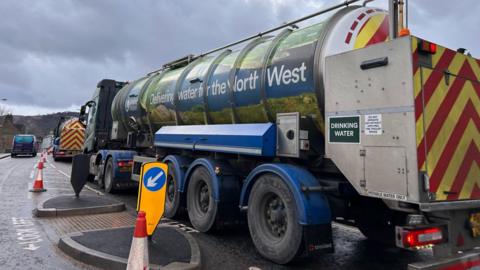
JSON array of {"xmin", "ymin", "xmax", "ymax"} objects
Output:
[{"xmin": 78, "ymin": 1, "xmax": 480, "ymax": 266}]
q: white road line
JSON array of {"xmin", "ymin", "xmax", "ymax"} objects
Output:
[
  {"xmin": 56, "ymin": 169, "xmax": 70, "ymax": 178},
  {"xmin": 42, "ymin": 187, "xmax": 72, "ymax": 191},
  {"xmin": 56, "ymin": 168, "xmax": 105, "ymax": 196},
  {"xmin": 49, "ymin": 163, "xmax": 56, "ymax": 169}
]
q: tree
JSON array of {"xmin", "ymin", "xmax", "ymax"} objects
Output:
[{"xmin": 0, "ymin": 104, "xmax": 10, "ymax": 116}]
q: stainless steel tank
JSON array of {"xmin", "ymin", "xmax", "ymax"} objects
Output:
[{"xmin": 112, "ymin": 6, "xmax": 389, "ymax": 136}]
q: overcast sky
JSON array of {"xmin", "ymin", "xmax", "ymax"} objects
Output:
[{"xmin": 0, "ymin": 0, "xmax": 478, "ymax": 115}]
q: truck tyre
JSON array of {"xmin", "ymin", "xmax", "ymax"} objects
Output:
[
  {"xmin": 95, "ymin": 160, "xmax": 105, "ymax": 188},
  {"xmin": 187, "ymin": 166, "xmax": 218, "ymax": 232},
  {"xmin": 164, "ymin": 162, "xmax": 181, "ymax": 219},
  {"xmin": 247, "ymin": 174, "xmax": 303, "ymax": 264},
  {"xmin": 103, "ymin": 158, "xmax": 116, "ymax": 193}
]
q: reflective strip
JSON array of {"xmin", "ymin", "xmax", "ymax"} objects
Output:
[{"xmin": 155, "ymin": 142, "xmax": 262, "ymax": 155}]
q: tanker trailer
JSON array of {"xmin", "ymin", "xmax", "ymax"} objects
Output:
[{"xmin": 78, "ymin": 1, "xmax": 480, "ymax": 267}]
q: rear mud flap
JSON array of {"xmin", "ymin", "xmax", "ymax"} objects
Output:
[{"xmin": 303, "ymin": 223, "xmax": 334, "ymax": 256}]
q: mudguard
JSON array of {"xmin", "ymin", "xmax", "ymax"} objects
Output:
[
  {"xmin": 240, "ymin": 163, "xmax": 331, "ymax": 225},
  {"xmin": 163, "ymin": 154, "xmax": 192, "ymax": 194},
  {"xmin": 183, "ymin": 158, "xmax": 239, "ymax": 203}
]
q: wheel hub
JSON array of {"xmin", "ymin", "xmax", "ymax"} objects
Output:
[
  {"xmin": 198, "ymin": 183, "xmax": 209, "ymax": 213},
  {"xmin": 265, "ymin": 196, "xmax": 287, "ymax": 238},
  {"xmin": 167, "ymin": 177, "xmax": 175, "ymax": 202}
]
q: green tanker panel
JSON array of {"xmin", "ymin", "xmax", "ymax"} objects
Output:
[
  {"xmin": 177, "ymin": 55, "xmax": 216, "ymax": 125},
  {"xmin": 265, "ymin": 22, "xmax": 326, "ymax": 131},
  {"xmin": 146, "ymin": 68, "xmax": 184, "ymax": 131},
  {"xmin": 205, "ymin": 50, "xmax": 241, "ymax": 124},
  {"xmin": 232, "ymin": 37, "xmax": 273, "ymax": 123}
]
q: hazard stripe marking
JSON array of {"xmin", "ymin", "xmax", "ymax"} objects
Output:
[
  {"xmin": 417, "ymin": 62, "xmax": 478, "ymax": 168},
  {"xmin": 414, "ymin": 41, "xmax": 480, "ymax": 201},
  {"xmin": 427, "ymin": 103, "xmax": 474, "ymax": 192},
  {"xmin": 59, "ymin": 119, "xmax": 85, "ymax": 151},
  {"xmin": 448, "ymin": 142, "xmax": 479, "ymax": 200},
  {"xmin": 414, "ymin": 49, "xmax": 456, "ymax": 120}
]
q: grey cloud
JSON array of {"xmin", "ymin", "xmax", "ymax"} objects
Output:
[{"xmin": 0, "ymin": 0, "xmax": 478, "ymax": 114}]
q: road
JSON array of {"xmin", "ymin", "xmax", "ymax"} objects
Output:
[
  {"xmin": 0, "ymin": 155, "xmax": 96, "ymax": 270},
  {"xmin": 0, "ymin": 155, "xmax": 435, "ymax": 270}
]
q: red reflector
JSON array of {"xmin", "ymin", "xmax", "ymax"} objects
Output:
[
  {"xmin": 418, "ymin": 39, "xmax": 437, "ymax": 54},
  {"xmin": 117, "ymin": 160, "xmax": 133, "ymax": 167},
  {"xmin": 403, "ymin": 227, "xmax": 443, "ymax": 247}
]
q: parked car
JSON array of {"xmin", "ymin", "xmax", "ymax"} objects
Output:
[{"xmin": 11, "ymin": 134, "xmax": 37, "ymax": 157}]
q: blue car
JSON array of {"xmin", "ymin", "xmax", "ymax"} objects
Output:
[{"xmin": 11, "ymin": 134, "xmax": 37, "ymax": 157}]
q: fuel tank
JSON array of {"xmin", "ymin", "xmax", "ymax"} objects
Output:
[{"xmin": 111, "ymin": 6, "xmax": 389, "ymax": 137}]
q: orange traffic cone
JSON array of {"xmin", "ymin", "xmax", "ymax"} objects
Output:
[
  {"xmin": 41, "ymin": 154, "xmax": 47, "ymax": 163},
  {"xmin": 127, "ymin": 211, "xmax": 149, "ymax": 270},
  {"xmin": 30, "ymin": 161, "xmax": 46, "ymax": 192}
]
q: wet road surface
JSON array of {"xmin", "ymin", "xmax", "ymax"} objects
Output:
[
  {"xmin": 0, "ymin": 155, "xmax": 97, "ymax": 269},
  {"xmin": 0, "ymin": 155, "xmax": 436, "ymax": 269}
]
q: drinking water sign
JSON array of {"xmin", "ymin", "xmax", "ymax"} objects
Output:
[
  {"xmin": 137, "ymin": 162, "xmax": 168, "ymax": 236},
  {"xmin": 328, "ymin": 116, "xmax": 360, "ymax": 144}
]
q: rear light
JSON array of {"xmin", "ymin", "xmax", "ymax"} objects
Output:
[
  {"xmin": 117, "ymin": 160, "xmax": 133, "ymax": 167},
  {"xmin": 398, "ymin": 227, "xmax": 443, "ymax": 249},
  {"xmin": 418, "ymin": 39, "xmax": 437, "ymax": 54}
]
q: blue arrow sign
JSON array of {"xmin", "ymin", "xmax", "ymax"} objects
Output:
[{"xmin": 143, "ymin": 167, "xmax": 166, "ymax": 192}]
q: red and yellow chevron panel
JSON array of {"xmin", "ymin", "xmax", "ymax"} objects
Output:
[
  {"xmin": 413, "ymin": 38, "xmax": 480, "ymax": 201},
  {"xmin": 60, "ymin": 119, "xmax": 85, "ymax": 151}
]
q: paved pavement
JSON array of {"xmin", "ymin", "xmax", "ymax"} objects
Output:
[{"xmin": 0, "ymin": 155, "xmax": 436, "ymax": 269}]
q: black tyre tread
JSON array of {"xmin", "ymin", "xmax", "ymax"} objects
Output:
[
  {"xmin": 186, "ymin": 166, "xmax": 218, "ymax": 232},
  {"xmin": 164, "ymin": 162, "xmax": 181, "ymax": 219},
  {"xmin": 247, "ymin": 174, "xmax": 304, "ymax": 264},
  {"xmin": 104, "ymin": 158, "xmax": 115, "ymax": 193}
]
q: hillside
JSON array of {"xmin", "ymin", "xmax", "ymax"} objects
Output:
[{"xmin": 1, "ymin": 112, "xmax": 79, "ymax": 139}]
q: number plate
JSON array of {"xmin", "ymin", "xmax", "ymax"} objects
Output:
[{"xmin": 469, "ymin": 212, "xmax": 480, "ymax": 237}]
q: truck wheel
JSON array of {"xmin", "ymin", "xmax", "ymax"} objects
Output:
[
  {"xmin": 164, "ymin": 163, "xmax": 181, "ymax": 219},
  {"xmin": 95, "ymin": 160, "xmax": 105, "ymax": 188},
  {"xmin": 103, "ymin": 158, "xmax": 116, "ymax": 193},
  {"xmin": 247, "ymin": 174, "xmax": 303, "ymax": 264},
  {"xmin": 187, "ymin": 166, "xmax": 218, "ymax": 232}
]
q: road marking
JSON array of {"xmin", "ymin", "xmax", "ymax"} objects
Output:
[
  {"xmin": 11, "ymin": 217, "xmax": 43, "ymax": 251},
  {"xmin": 162, "ymin": 219, "xmax": 199, "ymax": 233},
  {"xmin": 56, "ymin": 168, "xmax": 105, "ymax": 196},
  {"xmin": 42, "ymin": 187, "xmax": 72, "ymax": 191},
  {"xmin": 49, "ymin": 163, "xmax": 56, "ymax": 169}
]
